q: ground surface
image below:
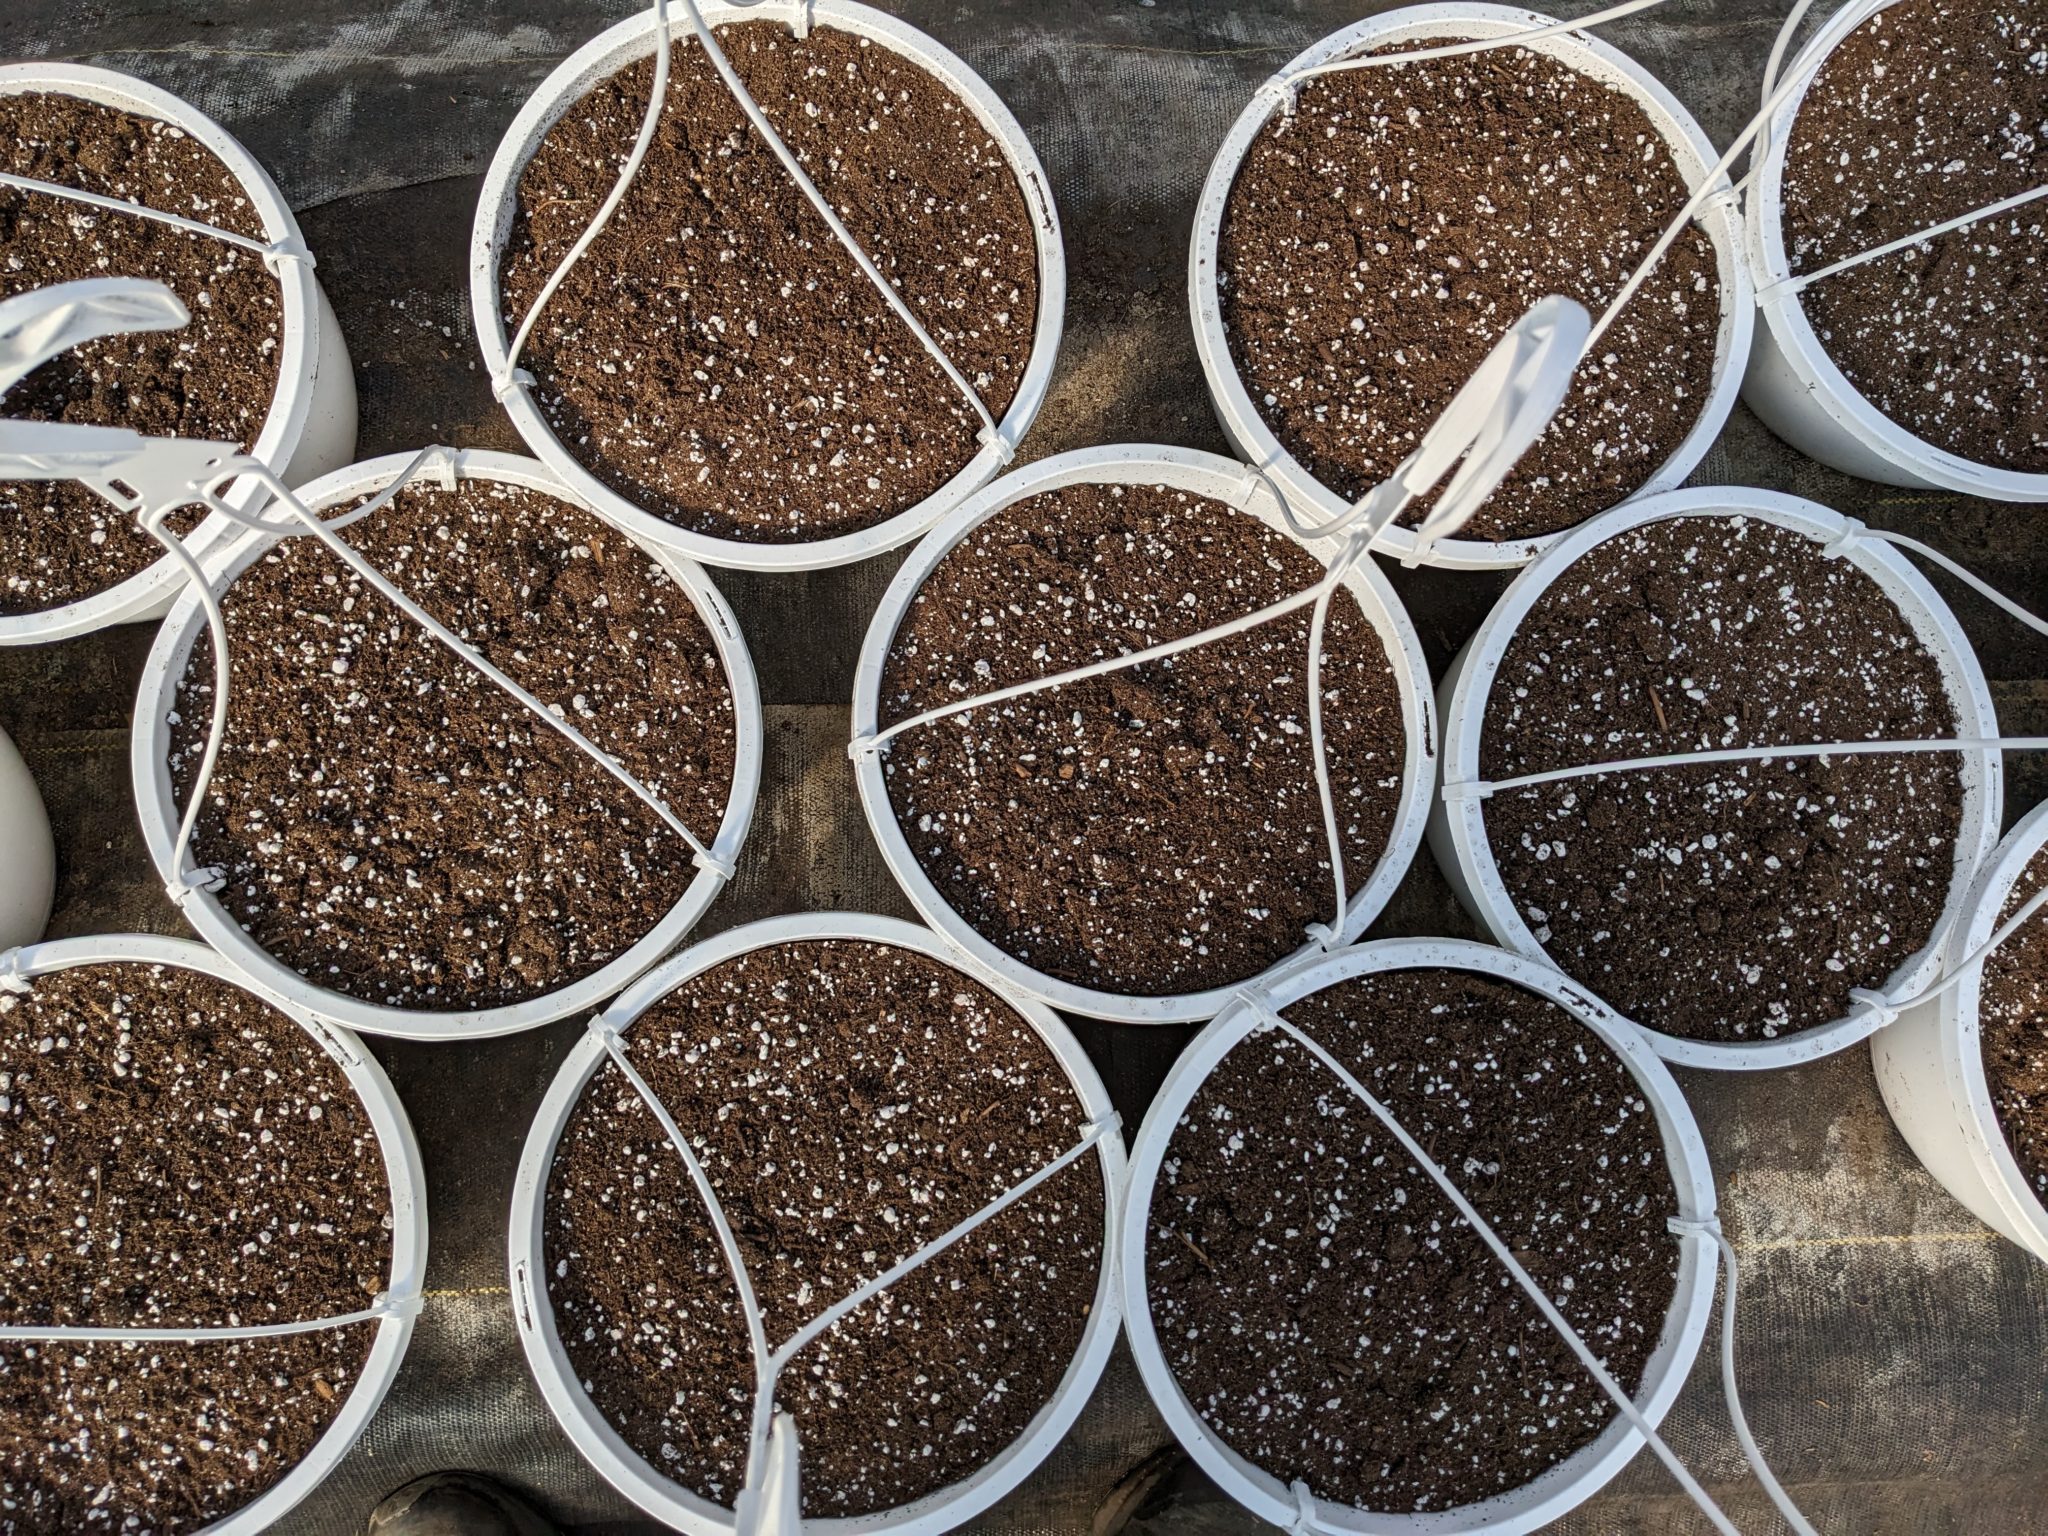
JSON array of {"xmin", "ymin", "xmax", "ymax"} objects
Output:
[{"xmin": 1, "ymin": 2, "xmax": 2045, "ymax": 1533}]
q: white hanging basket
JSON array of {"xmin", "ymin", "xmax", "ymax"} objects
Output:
[
  {"xmin": 1429, "ymin": 484, "xmax": 2004, "ymax": 1070},
  {"xmin": 0, "ymin": 932, "xmax": 427, "ymax": 1536},
  {"xmin": 130, "ymin": 448, "xmax": 763, "ymax": 1041},
  {"xmin": 1742, "ymin": 0, "xmax": 2048, "ymax": 498},
  {"xmin": 0, "ymin": 723, "xmax": 52, "ymax": 950},
  {"xmin": 1119, "ymin": 936, "xmax": 1719, "ymax": 1535},
  {"xmin": 0, "ymin": 63, "xmax": 357, "ymax": 645},
  {"xmin": 1873, "ymin": 798, "xmax": 2048, "ymax": 1262},
  {"xmin": 850, "ymin": 443, "xmax": 1438, "ymax": 1025},
  {"xmin": 469, "ymin": 0, "xmax": 1064, "ymax": 573},
  {"xmin": 509, "ymin": 911, "xmax": 1126, "ymax": 1536},
  {"xmin": 1188, "ymin": 3, "xmax": 1752, "ymax": 572}
]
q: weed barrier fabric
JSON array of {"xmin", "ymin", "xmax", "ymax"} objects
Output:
[{"xmin": 0, "ymin": 1, "xmax": 2045, "ymax": 1533}]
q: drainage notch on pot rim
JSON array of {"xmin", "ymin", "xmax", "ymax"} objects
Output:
[
  {"xmin": 1874, "ymin": 797, "xmax": 2048, "ymax": 1263},
  {"xmin": 469, "ymin": 0, "xmax": 1064, "ymax": 573},
  {"xmin": 1743, "ymin": 0, "xmax": 2048, "ymax": 498},
  {"xmin": 509, "ymin": 912, "xmax": 1125, "ymax": 1536},
  {"xmin": 1119, "ymin": 938, "xmax": 1719, "ymax": 1535},
  {"xmin": 0, "ymin": 63, "xmax": 356, "ymax": 645},
  {"xmin": 1189, "ymin": 3, "xmax": 1752, "ymax": 571},
  {"xmin": 850, "ymin": 444, "xmax": 1437, "ymax": 1026},
  {"xmin": 0, "ymin": 932, "xmax": 427, "ymax": 1536},
  {"xmin": 1430, "ymin": 485, "xmax": 2004, "ymax": 1071},
  {"xmin": 130, "ymin": 448, "xmax": 763, "ymax": 1042}
]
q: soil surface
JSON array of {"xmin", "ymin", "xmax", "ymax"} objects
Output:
[
  {"xmin": 544, "ymin": 937, "xmax": 1105, "ymax": 1518},
  {"xmin": 168, "ymin": 475, "xmax": 736, "ymax": 1014},
  {"xmin": 0, "ymin": 90, "xmax": 285, "ymax": 617},
  {"xmin": 499, "ymin": 21, "xmax": 1039, "ymax": 545},
  {"xmin": 0, "ymin": 960, "xmax": 392, "ymax": 1534},
  {"xmin": 1782, "ymin": 0, "xmax": 2048, "ymax": 472},
  {"xmin": 1982, "ymin": 845, "xmax": 2048, "ymax": 1203},
  {"xmin": 880, "ymin": 480, "xmax": 1407, "ymax": 997},
  {"xmin": 1220, "ymin": 42, "xmax": 1721, "ymax": 543},
  {"xmin": 1146, "ymin": 966, "xmax": 1679, "ymax": 1512},
  {"xmin": 1480, "ymin": 514, "xmax": 1966, "ymax": 1043}
]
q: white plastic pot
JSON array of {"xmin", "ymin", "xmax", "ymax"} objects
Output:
[
  {"xmin": 130, "ymin": 448, "xmax": 762, "ymax": 1041},
  {"xmin": 1742, "ymin": 0, "xmax": 2048, "ymax": 497},
  {"xmin": 1120, "ymin": 936, "xmax": 1718, "ymax": 1535},
  {"xmin": 0, "ymin": 932, "xmax": 427, "ymax": 1536},
  {"xmin": 469, "ymin": 0, "xmax": 1064, "ymax": 573},
  {"xmin": 509, "ymin": 911, "xmax": 1126, "ymax": 1536},
  {"xmin": 1430, "ymin": 485, "xmax": 2004, "ymax": 1070},
  {"xmin": 1188, "ymin": 3, "xmax": 1753, "ymax": 571},
  {"xmin": 1873, "ymin": 798, "xmax": 2048, "ymax": 1263},
  {"xmin": 850, "ymin": 443, "xmax": 1438, "ymax": 1025},
  {"xmin": 0, "ymin": 723, "xmax": 53, "ymax": 949},
  {"xmin": 0, "ymin": 63, "xmax": 357, "ymax": 644}
]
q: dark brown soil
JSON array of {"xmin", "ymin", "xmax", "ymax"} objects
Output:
[
  {"xmin": 0, "ymin": 960, "xmax": 392, "ymax": 1534},
  {"xmin": 544, "ymin": 938, "xmax": 1104, "ymax": 1518},
  {"xmin": 879, "ymin": 481, "xmax": 1408, "ymax": 997},
  {"xmin": 0, "ymin": 90, "xmax": 285, "ymax": 617},
  {"xmin": 1481, "ymin": 514, "xmax": 1966, "ymax": 1043},
  {"xmin": 1782, "ymin": 0, "xmax": 2048, "ymax": 472},
  {"xmin": 498, "ymin": 22, "xmax": 1039, "ymax": 546},
  {"xmin": 168, "ymin": 476, "xmax": 737, "ymax": 1014},
  {"xmin": 1147, "ymin": 966, "xmax": 1679, "ymax": 1513},
  {"xmin": 1220, "ymin": 43, "xmax": 1721, "ymax": 543},
  {"xmin": 1982, "ymin": 845, "xmax": 2048, "ymax": 1202}
]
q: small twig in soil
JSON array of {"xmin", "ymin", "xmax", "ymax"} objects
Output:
[{"xmin": 1177, "ymin": 1231, "xmax": 1215, "ymax": 1272}]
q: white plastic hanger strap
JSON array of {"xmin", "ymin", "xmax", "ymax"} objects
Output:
[
  {"xmin": 1444, "ymin": 734, "xmax": 2048, "ymax": 803},
  {"xmin": 1287, "ymin": 1478, "xmax": 1322, "ymax": 1536},
  {"xmin": 587, "ymin": 1007, "xmax": 1117, "ymax": 1530},
  {"xmin": 498, "ymin": 0, "xmax": 1006, "ymax": 458},
  {"xmin": 0, "ymin": 279, "xmax": 196, "ymax": 400},
  {"xmin": 0, "ymin": 171, "xmax": 314, "ymax": 272},
  {"xmin": 0, "ymin": 1288, "xmax": 420, "ymax": 1345},
  {"xmin": 1228, "ymin": 991, "xmax": 1753, "ymax": 1536},
  {"xmin": 1681, "ymin": 1216, "xmax": 1823, "ymax": 1536}
]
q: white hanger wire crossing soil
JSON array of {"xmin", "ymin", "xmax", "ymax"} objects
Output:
[
  {"xmin": 1210, "ymin": 987, "xmax": 1815, "ymax": 1536},
  {"xmin": 0, "ymin": 944, "xmax": 420, "ymax": 1352},
  {"xmin": 491, "ymin": 0, "xmax": 1013, "ymax": 462},
  {"xmin": 581, "ymin": 1004, "xmax": 1120, "ymax": 1536}
]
